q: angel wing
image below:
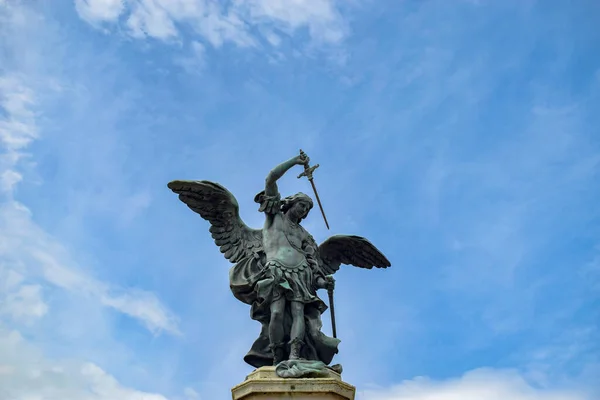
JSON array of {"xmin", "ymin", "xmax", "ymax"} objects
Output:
[
  {"xmin": 317, "ymin": 235, "xmax": 391, "ymax": 275},
  {"xmin": 167, "ymin": 180, "xmax": 263, "ymax": 263}
]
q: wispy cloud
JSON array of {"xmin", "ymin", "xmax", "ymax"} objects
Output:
[
  {"xmin": 0, "ymin": 2, "xmax": 184, "ymax": 397},
  {"xmin": 238, "ymin": 0, "xmax": 348, "ymax": 44},
  {"xmin": 0, "ymin": 326, "xmax": 169, "ymax": 400},
  {"xmin": 0, "ymin": 77, "xmax": 179, "ymax": 335},
  {"xmin": 75, "ymin": 0, "xmax": 126, "ymax": 24},
  {"xmin": 0, "ymin": 270, "xmax": 47, "ymax": 323},
  {"xmin": 75, "ymin": 0, "xmax": 349, "ymax": 50},
  {"xmin": 0, "ymin": 26, "xmax": 180, "ymax": 330},
  {"xmin": 0, "ymin": 76, "xmax": 37, "ymax": 196}
]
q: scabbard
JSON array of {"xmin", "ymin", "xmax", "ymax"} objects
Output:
[{"xmin": 327, "ymin": 287, "xmax": 337, "ymax": 338}]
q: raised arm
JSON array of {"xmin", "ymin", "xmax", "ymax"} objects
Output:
[{"xmin": 265, "ymin": 153, "xmax": 309, "ymax": 196}]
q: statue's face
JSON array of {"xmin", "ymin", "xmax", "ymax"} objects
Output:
[{"xmin": 291, "ymin": 200, "xmax": 311, "ymax": 219}]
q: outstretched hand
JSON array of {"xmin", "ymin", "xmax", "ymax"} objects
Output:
[
  {"xmin": 325, "ymin": 275, "xmax": 335, "ymax": 291},
  {"xmin": 316, "ymin": 275, "xmax": 335, "ymax": 291},
  {"xmin": 295, "ymin": 150, "xmax": 310, "ymax": 166}
]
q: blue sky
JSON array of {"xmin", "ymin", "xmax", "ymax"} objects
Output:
[{"xmin": 0, "ymin": 0, "xmax": 599, "ymax": 399}]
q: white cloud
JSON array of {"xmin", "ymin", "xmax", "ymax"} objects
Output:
[
  {"xmin": 0, "ymin": 77, "xmax": 37, "ymax": 149},
  {"xmin": 0, "ymin": 268, "xmax": 47, "ymax": 323},
  {"xmin": 0, "ymin": 75, "xmax": 37, "ymax": 197},
  {"xmin": 0, "ymin": 169, "xmax": 22, "ymax": 194},
  {"xmin": 361, "ymin": 369, "xmax": 592, "ymax": 400},
  {"xmin": 75, "ymin": 0, "xmax": 125, "ymax": 24},
  {"xmin": 0, "ymin": 73, "xmax": 179, "ymax": 335},
  {"xmin": 1, "ymin": 283, "xmax": 48, "ymax": 322},
  {"xmin": 74, "ymin": 0, "xmax": 348, "ymax": 49},
  {"xmin": 0, "ymin": 201, "xmax": 180, "ymax": 335},
  {"xmin": 191, "ymin": 7, "xmax": 254, "ymax": 48},
  {"xmin": 239, "ymin": 0, "xmax": 347, "ymax": 44},
  {"xmin": 0, "ymin": 326, "xmax": 169, "ymax": 400},
  {"xmin": 100, "ymin": 288, "xmax": 180, "ymax": 335},
  {"xmin": 0, "ymin": 12, "xmax": 181, "ymax": 382},
  {"xmin": 126, "ymin": 0, "xmax": 179, "ymax": 40},
  {"xmin": 183, "ymin": 387, "xmax": 199, "ymax": 399}
]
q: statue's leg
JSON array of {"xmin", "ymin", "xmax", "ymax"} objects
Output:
[
  {"xmin": 269, "ymin": 296, "xmax": 286, "ymax": 365},
  {"xmin": 289, "ymin": 301, "xmax": 305, "ymax": 360}
]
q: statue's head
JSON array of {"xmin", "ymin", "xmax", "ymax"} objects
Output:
[{"xmin": 281, "ymin": 192, "xmax": 313, "ymax": 222}]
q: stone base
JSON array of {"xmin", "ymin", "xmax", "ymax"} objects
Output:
[{"xmin": 231, "ymin": 366, "xmax": 355, "ymax": 400}]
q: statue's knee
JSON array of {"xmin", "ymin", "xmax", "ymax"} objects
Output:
[
  {"xmin": 291, "ymin": 302, "xmax": 304, "ymax": 315},
  {"xmin": 271, "ymin": 309, "xmax": 284, "ymax": 322}
]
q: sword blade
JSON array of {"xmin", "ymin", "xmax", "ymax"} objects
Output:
[{"xmin": 309, "ymin": 178, "xmax": 330, "ymax": 230}]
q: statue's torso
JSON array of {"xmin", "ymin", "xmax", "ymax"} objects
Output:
[{"xmin": 263, "ymin": 213, "xmax": 306, "ymax": 267}]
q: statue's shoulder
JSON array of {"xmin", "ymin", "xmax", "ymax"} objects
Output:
[{"xmin": 254, "ymin": 190, "xmax": 282, "ymax": 215}]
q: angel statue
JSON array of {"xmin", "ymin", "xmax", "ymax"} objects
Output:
[{"xmin": 167, "ymin": 151, "xmax": 390, "ymax": 378}]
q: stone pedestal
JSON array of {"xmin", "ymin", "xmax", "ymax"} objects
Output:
[{"xmin": 231, "ymin": 366, "xmax": 355, "ymax": 400}]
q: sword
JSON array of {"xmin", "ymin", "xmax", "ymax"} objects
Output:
[{"xmin": 297, "ymin": 149, "xmax": 330, "ymax": 230}]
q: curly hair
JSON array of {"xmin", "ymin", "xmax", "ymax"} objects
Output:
[{"xmin": 281, "ymin": 192, "xmax": 313, "ymax": 222}]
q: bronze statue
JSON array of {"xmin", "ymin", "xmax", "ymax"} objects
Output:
[{"xmin": 168, "ymin": 151, "xmax": 390, "ymax": 378}]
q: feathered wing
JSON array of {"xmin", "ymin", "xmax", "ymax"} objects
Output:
[
  {"xmin": 167, "ymin": 180, "xmax": 263, "ymax": 263},
  {"xmin": 317, "ymin": 235, "xmax": 391, "ymax": 275}
]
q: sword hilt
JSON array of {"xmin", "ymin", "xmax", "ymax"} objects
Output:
[
  {"xmin": 297, "ymin": 164, "xmax": 319, "ymax": 180},
  {"xmin": 297, "ymin": 149, "xmax": 319, "ymax": 180}
]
